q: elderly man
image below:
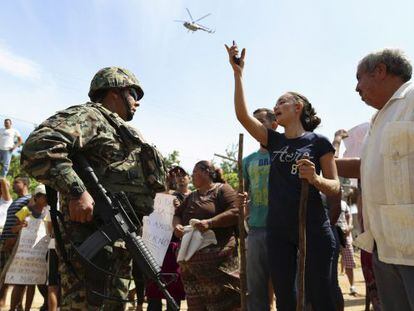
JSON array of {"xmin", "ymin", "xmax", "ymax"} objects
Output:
[{"xmin": 337, "ymin": 49, "xmax": 414, "ymax": 309}]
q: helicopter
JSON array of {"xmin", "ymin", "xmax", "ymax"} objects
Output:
[{"xmin": 174, "ymin": 8, "xmax": 215, "ymax": 34}]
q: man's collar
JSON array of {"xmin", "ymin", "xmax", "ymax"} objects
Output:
[
  {"xmin": 388, "ymin": 81, "xmax": 412, "ymax": 102},
  {"xmin": 378, "ymin": 81, "xmax": 412, "ymax": 114}
]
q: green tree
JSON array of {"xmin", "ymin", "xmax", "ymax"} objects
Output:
[
  {"xmin": 164, "ymin": 150, "xmax": 181, "ymax": 170},
  {"xmin": 216, "ymin": 144, "xmax": 239, "ymax": 190},
  {"xmin": 5, "ymin": 152, "xmax": 38, "ymax": 198}
]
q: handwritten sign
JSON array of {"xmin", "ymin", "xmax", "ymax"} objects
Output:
[
  {"xmin": 5, "ymin": 217, "xmax": 50, "ymax": 285},
  {"xmin": 142, "ymin": 193, "xmax": 175, "ymax": 266}
]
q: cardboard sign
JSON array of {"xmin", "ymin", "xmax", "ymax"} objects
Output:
[
  {"xmin": 142, "ymin": 193, "xmax": 175, "ymax": 267},
  {"xmin": 5, "ymin": 217, "xmax": 50, "ymax": 285}
]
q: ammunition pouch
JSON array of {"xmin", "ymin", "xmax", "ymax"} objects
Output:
[{"xmin": 91, "ymin": 103, "xmax": 167, "ymax": 216}]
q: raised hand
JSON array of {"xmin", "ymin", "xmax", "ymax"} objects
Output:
[
  {"xmin": 225, "ymin": 41, "xmax": 246, "ymax": 75},
  {"xmin": 334, "ymin": 129, "xmax": 349, "ymax": 141}
]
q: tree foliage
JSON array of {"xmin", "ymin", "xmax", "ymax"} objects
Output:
[
  {"xmin": 216, "ymin": 144, "xmax": 239, "ymax": 190},
  {"xmin": 3, "ymin": 152, "xmax": 39, "ymax": 199},
  {"xmin": 164, "ymin": 150, "xmax": 181, "ymax": 170}
]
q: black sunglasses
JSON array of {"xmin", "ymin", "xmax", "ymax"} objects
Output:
[{"xmin": 128, "ymin": 88, "xmax": 140, "ymax": 102}]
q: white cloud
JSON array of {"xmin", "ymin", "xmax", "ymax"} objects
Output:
[{"xmin": 0, "ymin": 44, "xmax": 41, "ymax": 80}]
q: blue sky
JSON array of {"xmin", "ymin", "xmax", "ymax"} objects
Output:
[{"xmin": 1, "ymin": 0, "xmax": 413, "ymax": 171}]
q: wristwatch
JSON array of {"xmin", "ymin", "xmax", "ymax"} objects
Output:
[{"xmin": 70, "ymin": 182, "xmax": 86, "ymax": 199}]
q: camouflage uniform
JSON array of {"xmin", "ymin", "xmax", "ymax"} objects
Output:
[{"xmin": 21, "ymin": 67, "xmax": 157, "ymax": 310}]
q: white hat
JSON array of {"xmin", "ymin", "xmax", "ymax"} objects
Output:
[{"xmin": 34, "ymin": 184, "xmax": 46, "ymax": 196}]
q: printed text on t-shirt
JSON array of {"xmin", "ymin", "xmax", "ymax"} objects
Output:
[{"xmin": 271, "ymin": 146, "xmax": 313, "ymax": 175}]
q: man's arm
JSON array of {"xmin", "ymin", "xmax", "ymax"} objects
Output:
[
  {"xmin": 330, "ymin": 129, "xmax": 361, "ymax": 178},
  {"xmin": 15, "ymin": 134, "xmax": 23, "ymax": 149},
  {"xmin": 327, "ymin": 192, "xmax": 342, "ymax": 225},
  {"xmin": 331, "ymin": 129, "xmax": 348, "ymax": 158},
  {"xmin": 335, "ymin": 158, "xmax": 361, "ymax": 179},
  {"xmin": 21, "ymin": 121, "xmax": 86, "ymax": 196},
  {"xmin": 20, "ymin": 107, "xmax": 98, "ymax": 222},
  {"xmin": 0, "ymin": 178, "xmax": 11, "ymax": 201}
]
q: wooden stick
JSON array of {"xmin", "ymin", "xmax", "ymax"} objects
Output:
[
  {"xmin": 297, "ymin": 155, "xmax": 309, "ymax": 311},
  {"xmin": 237, "ymin": 133, "xmax": 247, "ymax": 311}
]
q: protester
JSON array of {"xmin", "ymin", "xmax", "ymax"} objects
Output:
[
  {"xmin": 9, "ymin": 184, "xmax": 49, "ymax": 311},
  {"xmin": 334, "ymin": 130, "xmax": 381, "ymax": 310},
  {"xmin": 146, "ymin": 165, "xmax": 188, "ymax": 311},
  {"xmin": 170, "ymin": 165, "xmax": 192, "ymax": 200},
  {"xmin": 0, "ymin": 178, "xmax": 12, "ymax": 233},
  {"xmin": 43, "ymin": 192, "xmax": 60, "ymax": 311},
  {"xmin": 324, "ymin": 193, "xmax": 345, "ymax": 311},
  {"xmin": 336, "ymin": 197, "xmax": 357, "ymax": 296},
  {"xmin": 226, "ymin": 42, "xmax": 340, "ymax": 310},
  {"xmin": 357, "ymin": 189, "xmax": 382, "ymax": 311},
  {"xmin": 336, "ymin": 48, "xmax": 414, "ymax": 309},
  {"xmin": 0, "ymin": 176, "xmax": 31, "ymax": 311},
  {"xmin": 243, "ymin": 108, "xmax": 277, "ymax": 311},
  {"xmin": 0, "ymin": 119, "xmax": 23, "ymax": 177},
  {"xmin": 21, "ymin": 66, "xmax": 164, "ymax": 310},
  {"xmin": 0, "ymin": 177, "xmax": 12, "ymax": 307},
  {"xmin": 173, "ymin": 160, "xmax": 240, "ymax": 310},
  {"xmin": 0, "ymin": 176, "xmax": 31, "ymax": 263}
]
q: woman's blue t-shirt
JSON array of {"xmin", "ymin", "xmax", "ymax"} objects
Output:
[{"xmin": 266, "ymin": 129, "xmax": 335, "ymax": 236}]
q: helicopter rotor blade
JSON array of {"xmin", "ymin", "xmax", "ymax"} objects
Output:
[
  {"xmin": 186, "ymin": 8, "xmax": 194, "ymax": 22},
  {"xmin": 194, "ymin": 13, "xmax": 211, "ymax": 23},
  {"xmin": 174, "ymin": 20, "xmax": 186, "ymax": 23},
  {"xmin": 197, "ymin": 23, "xmax": 212, "ymax": 31}
]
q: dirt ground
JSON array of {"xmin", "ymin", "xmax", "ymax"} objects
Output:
[{"xmin": 1, "ymin": 251, "xmax": 371, "ymax": 310}]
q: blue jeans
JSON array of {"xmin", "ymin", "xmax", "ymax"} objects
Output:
[
  {"xmin": 373, "ymin": 249, "xmax": 414, "ymax": 310},
  {"xmin": 0, "ymin": 149, "xmax": 12, "ymax": 177},
  {"xmin": 247, "ymin": 227, "xmax": 270, "ymax": 311}
]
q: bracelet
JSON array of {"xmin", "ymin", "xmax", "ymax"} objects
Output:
[{"xmin": 208, "ymin": 219, "xmax": 213, "ymax": 229}]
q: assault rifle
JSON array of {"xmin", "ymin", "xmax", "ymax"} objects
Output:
[{"xmin": 71, "ymin": 154, "xmax": 179, "ymax": 310}]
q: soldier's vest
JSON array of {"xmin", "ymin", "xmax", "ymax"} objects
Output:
[{"xmin": 91, "ymin": 104, "xmax": 167, "ymax": 216}]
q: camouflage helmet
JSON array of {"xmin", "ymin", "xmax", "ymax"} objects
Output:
[{"xmin": 88, "ymin": 66, "xmax": 144, "ymax": 101}]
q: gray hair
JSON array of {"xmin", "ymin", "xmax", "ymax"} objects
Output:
[{"xmin": 358, "ymin": 48, "xmax": 412, "ymax": 82}]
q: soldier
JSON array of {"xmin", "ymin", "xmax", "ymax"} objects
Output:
[{"xmin": 21, "ymin": 67, "xmax": 164, "ymax": 310}]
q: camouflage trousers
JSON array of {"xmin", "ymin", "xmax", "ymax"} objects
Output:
[{"xmin": 59, "ymin": 223, "xmax": 133, "ymax": 311}]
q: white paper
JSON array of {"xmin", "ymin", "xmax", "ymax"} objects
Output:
[
  {"xmin": 142, "ymin": 193, "xmax": 175, "ymax": 267},
  {"xmin": 177, "ymin": 219, "xmax": 217, "ymax": 262},
  {"xmin": 0, "ymin": 200, "xmax": 11, "ymax": 230},
  {"xmin": 5, "ymin": 217, "xmax": 50, "ymax": 285}
]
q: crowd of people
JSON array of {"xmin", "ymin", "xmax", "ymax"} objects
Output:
[{"xmin": 0, "ymin": 45, "xmax": 412, "ymax": 311}]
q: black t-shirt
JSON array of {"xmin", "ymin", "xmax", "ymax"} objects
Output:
[{"xmin": 266, "ymin": 129, "xmax": 335, "ymax": 236}]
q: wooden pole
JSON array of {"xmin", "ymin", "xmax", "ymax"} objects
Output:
[
  {"xmin": 237, "ymin": 133, "xmax": 248, "ymax": 311},
  {"xmin": 297, "ymin": 155, "xmax": 309, "ymax": 311}
]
